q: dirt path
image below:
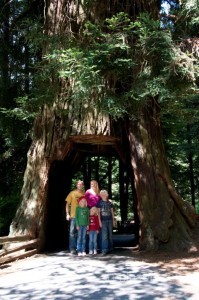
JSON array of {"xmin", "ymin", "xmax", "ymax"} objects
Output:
[{"xmin": 1, "ymin": 224, "xmax": 199, "ymax": 299}]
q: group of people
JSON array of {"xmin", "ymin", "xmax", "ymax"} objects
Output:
[{"xmin": 65, "ymin": 180, "xmax": 115, "ymax": 256}]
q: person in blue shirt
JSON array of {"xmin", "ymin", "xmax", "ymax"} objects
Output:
[{"xmin": 97, "ymin": 190, "xmax": 116, "ymax": 255}]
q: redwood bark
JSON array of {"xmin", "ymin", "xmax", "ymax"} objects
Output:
[
  {"xmin": 9, "ymin": 102, "xmax": 111, "ymax": 249},
  {"xmin": 128, "ymin": 98, "xmax": 196, "ymax": 250}
]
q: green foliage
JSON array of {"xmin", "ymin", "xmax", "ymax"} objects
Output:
[
  {"xmin": 178, "ymin": 0, "xmax": 199, "ymax": 37},
  {"xmin": 0, "ymin": 0, "xmax": 42, "ymax": 234},
  {"xmin": 0, "ymin": 147, "xmax": 25, "ymax": 236},
  {"xmin": 162, "ymin": 92, "xmax": 199, "ymax": 205},
  {"xmin": 0, "ymin": 193, "xmax": 20, "ymax": 236},
  {"xmin": 0, "ymin": 96, "xmax": 37, "ymax": 122},
  {"xmin": 105, "ymin": 12, "xmax": 140, "ymax": 31},
  {"xmin": 22, "ymin": 18, "xmax": 46, "ymax": 55},
  {"xmin": 30, "ymin": 11, "xmax": 197, "ymax": 121},
  {"xmin": 0, "ymin": 135, "xmax": 28, "ymax": 234},
  {"xmin": 0, "ymin": 95, "xmax": 33, "ymax": 152}
]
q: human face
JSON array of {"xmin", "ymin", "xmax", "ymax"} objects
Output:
[
  {"xmin": 76, "ymin": 181, "xmax": 84, "ymax": 190},
  {"xmin": 79, "ymin": 199, "xmax": 87, "ymax": 207},
  {"xmin": 91, "ymin": 181, "xmax": 97, "ymax": 188},
  {"xmin": 90, "ymin": 207, "xmax": 97, "ymax": 215},
  {"xmin": 100, "ymin": 190, "xmax": 108, "ymax": 200}
]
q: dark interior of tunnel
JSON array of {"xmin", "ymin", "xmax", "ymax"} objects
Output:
[
  {"xmin": 44, "ymin": 141, "xmax": 139, "ymax": 252},
  {"xmin": 45, "ymin": 160, "xmax": 71, "ymax": 251}
]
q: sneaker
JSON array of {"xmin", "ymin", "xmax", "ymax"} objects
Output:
[
  {"xmin": 82, "ymin": 252, "xmax": 86, "ymax": 256},
  {"xmin": 70, "ymin": 250, "xmax": 76, "ymax": 255},
  {"xmin": 78, "ymin": 252, "xmax": 82, "ymax": 256},
  {"xmin": 89, "ymin": 250, "xmax": 93, "ymax": 255},
  {"xmin": 93, "ymin": 250, "xmax": 97, "ymax": 255}
]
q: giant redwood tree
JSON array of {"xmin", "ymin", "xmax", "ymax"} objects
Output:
[{"xmin": 9, "ymin": 0, "xmax": 198, "ymax": 251}]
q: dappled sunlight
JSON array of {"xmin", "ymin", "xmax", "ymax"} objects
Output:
[
  {"xmin": 155, "ymin": 255, "xmax": 199, "ymax": 276},
  {"xmin": 0, "ymin": 250, "xmax": 198, "ymax": 299}
]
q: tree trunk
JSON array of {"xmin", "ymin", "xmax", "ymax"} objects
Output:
[
  {"xmin": 128, "ymin": 98, "xmax": 196, "ymax": 251},
  {"xmin": 187, "ymin": 124, "xmax": 195, "ymax": 207},
  {"xmin": 1, "ymin": 2, "xmax": 10, "ymax": 107},
  {"xmin": 9, "ymin": 100, "xmax": 111, "ymax": 249},
  {"xmin": 9, "ymin": 0, "xmax": 196, "ymax": 252}
]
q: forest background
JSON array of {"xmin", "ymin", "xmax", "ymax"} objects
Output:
[{"xmin": 0, "ymin": 0, "xmax": 198, "ymax": 238}]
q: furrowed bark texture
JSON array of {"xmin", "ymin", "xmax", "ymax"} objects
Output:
[
  {"xmin": 10, "ymin": 99, "xmax": 111, "ymax": 249},
  {"xmin": 128, "ymin": 98, "xmax": 196, "ymax": 251}
]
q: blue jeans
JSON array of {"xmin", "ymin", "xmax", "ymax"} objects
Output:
[
  {"xmin": 77, "ymin": 225, "xmax": 87, "ymax": 253},
  {"xmin": 101, "ymin": 220, "xmax": 113, "ymax": 253},
  {"xmin": 89, "ymin": 231, "xmax": 98, "ymax": 252},
  {"xmin": 69, "ymin": 218, "xmax": 77, "ymax": 252}
]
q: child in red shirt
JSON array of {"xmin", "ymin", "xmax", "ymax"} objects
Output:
[{"xmin": 88, "ymin": 206, "xmax": 100, "ymax": 255}]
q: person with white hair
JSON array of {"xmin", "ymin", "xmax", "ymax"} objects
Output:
[{"xmin": 97, "ymin": 189, "xmax": 116, "ymax": 255}]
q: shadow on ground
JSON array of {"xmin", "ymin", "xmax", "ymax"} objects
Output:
[{"xmin": 1, "ymin": 247, "xmax": 198, "ymax": 300}]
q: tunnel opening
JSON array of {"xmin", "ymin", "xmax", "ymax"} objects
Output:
[{"xmin": 44, "ymin": 135, "xmax": 139, "ymax": 251}]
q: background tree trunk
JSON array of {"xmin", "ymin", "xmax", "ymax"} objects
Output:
[{"xmin": 187, "ymin": 124, "xmax": 196, "ymax": 207}]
